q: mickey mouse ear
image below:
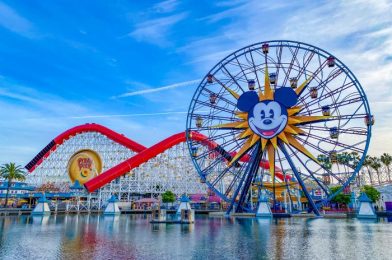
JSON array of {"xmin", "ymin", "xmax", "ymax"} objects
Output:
[
  {"xmin": 274, "ymin": 87, "xmax": 298, "ymax": 108},
  {"xmin": 237, "ymin": 91, "xmax": 259, "ymax": 112}
]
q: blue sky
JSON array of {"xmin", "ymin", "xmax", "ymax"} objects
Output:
[{"xmin": 0, "ymin": 0, "xmax": 391, "ymax": 165}]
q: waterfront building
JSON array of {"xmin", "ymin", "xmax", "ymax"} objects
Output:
[{"xmin": 0, "ymin": 181, "xmax": 35, "ymax": 207}]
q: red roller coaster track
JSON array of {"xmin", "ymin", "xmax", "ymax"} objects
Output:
[
  {"xmin": 25, "ymin": 123, "xmax": 288, "ymax": 193},
  {"xmin": 25, "ymin": 123, "xmax": 146, "ymax": 172}
]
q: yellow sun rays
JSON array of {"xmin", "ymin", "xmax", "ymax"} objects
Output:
[
  {"xmin": 211, "ymin": 70, "xmax": 330, "ymax": 180},
  {"xmin": 267, "ymin": 144, "xmax": 275, "ymax": 180}
]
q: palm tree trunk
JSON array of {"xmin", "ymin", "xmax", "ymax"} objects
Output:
[
  {"xmin": 4, "ymin": 180, "xmax": 10, "ymax": 208},
  {"xmin": 376, "ymin": 170, "xmax": 381, "ymax": 185},
  {"xmin": 387, "ymin": 166, "xmax": 391, "ymax": 183},
  {"xmin": 367, "ymin": 168, "xmax": 373, "ymax": 185}
]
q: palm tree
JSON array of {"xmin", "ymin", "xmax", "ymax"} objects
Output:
[
  {"xmin": 0, "ymin": 163, "xmax": 26, "ymax": 207},
  {"xmin": 337, "ymin": 152, "xmax": 351, "ymax": 174},
  {"xmin": 348, "ymin": 152, "xmax": 360, "ymax": 169},
  {"xmin": 369, "ymin": 157, "xmax": 382, "ymax": 185},
  {"xmin": 380, "ymin": 153, "xmax": 392, "ymax": 183},
  {"xmin": 317, "ymin": 154, "xmax": 332, "ymax": 169},
  {"xmin": 362, "ymin": 155, "xmax": 373, "ymax": 185}
]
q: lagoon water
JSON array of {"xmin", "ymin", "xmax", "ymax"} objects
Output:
[{"xmin": 0, "ymin": 214, "xmax": 391, "ymax": 260}]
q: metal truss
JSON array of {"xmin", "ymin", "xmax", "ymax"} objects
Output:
[
  {"xmin": 358, "ymin": 168, "xmax": 392, "ymax": 186},
  {"xmin": 99, "ymin": 142, "xmax": 207, "ymax": 202},
  {"xmin": 26, "ymin": 132, "xmax": 207, "ymax": 205}
]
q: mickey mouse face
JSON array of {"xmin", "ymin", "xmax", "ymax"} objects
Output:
[
  {"xmin": 249, "ymin": 101, "xmax": 287, "ymax": 139},
  {"xmin": 237, "ymin": 87, "xmax": 298, "ymax": 139}
]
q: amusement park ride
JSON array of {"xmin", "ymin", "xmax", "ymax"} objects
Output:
[
  {"xmin": 25, "ymin": 40, "xmax": 374, "ymax": 215},
  {"xmin": 186, "ymin": 40, "xmax": 372, "ymax": 215},
  {"xmin": 25, "ymin": 124, "xmax": 209, "ymax": 206}
]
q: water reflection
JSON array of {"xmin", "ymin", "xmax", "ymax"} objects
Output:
[
  {"xmin": 31, "ymin": 215, "xmax": 50, "ymax": 225},
  {"xmin": 0, "ymin": 215, "xmax": 391, "ymax": 259}
]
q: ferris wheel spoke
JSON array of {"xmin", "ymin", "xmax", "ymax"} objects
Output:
[
  {"xmin": 236, "ymin": 144, "xmax": 263, "ymax": 212},
  {"xmin": 295, "ymin": 134, "xmax": 347, "ymax": 158},
  {"xmin": 196, "ymin": 140, "xmax": 243, "ymax": 166},
  {"xmin": 210, "ymin": 164, "xmax": 237, "ymax": 187},
  {"xmin": 193, "ymin": 114, "xmax": 240, "ymax": 122},
  {"xmin": 224, "ymin": 171, "xmax": 241, "ymax": 198},
  {"xmin": 317, "ymin": 53, "xmax": 325, "ymax": 80},
  {"xmin": 297, "ymin": 67, "xmax": 342, "ymax": 103},
  {"xmin": 202, "ymin": 87, "xmax": 238, "ymax": 107},
  {"xmin": 294, "ymin": 135, "xmax": 330, "ymax": 155},
  {"xmin": 195, "ymin": 99, "xmax": 236, "ymax": 114},
  {"xmin": 305, "ymin": 132, "xmax": 364, "ymax": 153},
  {"xmin": 297, "ymin": 145, "xmax": 349, "ymax": 185},
  {"xmin": 226, "ymin": 56, "xmax": 254, "ymax": 72},
  {"xmin": 290, "ymin": 115, "xmax": 331, "ymax": 126},
  {"xmin": 224, "ymin": 160, "xmax": 250, "ymax": 198},
  {"xmin": 321, "ymin": 114, "xmax": 367, "ymax": 123},
  {"xmin": 288, "ymin": 44, "xmax": 302, "ymax": 65},
  {"xmin": 299, "ymin": 96, "xmax": 363, "ymax": 116},
  {"xmin": 339, "ymin": 106, "xmax": 366, "ymax": 128},
  {"xmin": 275, "ymin": 148, "xmax": 299, "ymax": 208},
  {"xmin": 200, "ymin": 157, "xmax": 228, "ymax": 176},
  {"xmin": 298, "ymin": 81, "xmax": 355, "ymax": 114},
  {"xmin": 197, "ymin": 138, "xmax": 243, "ymax": 169},
  {"xmin": 281, "ymin": 46, "xmax": 300, "ymax": 86},
  {"xmin": 205, "ymin": 131, "xmax": 240, "ymax": 145},
  {"xmin": 286, "ymin": 144, "xmax": 330, "ymax": 196},
  {"xmin": 248, "ymin": 50, "xmax": 262, "ymax": 89},
  {"xmin": 296, "ymin": 51, "xmax": 316, "ymax": 81},
  {"xmin": 199, "ymin": 89, "xmax": 237, "ymax": 108},
  {"xmin": 274, "ymin": 44, "xmax": 284, "ymax": 86},
  {"xmin": 221, "ymin": 66, "xmax": 245, "ymax": 93},
  {"xmin": 207, "ymin": 130, "xmax": 241, "ymax": 142},
  {"xmin": 279, "ymin": 142, "xmax": 321, "ymax": 215},
  {"xmin": 300, "ymin": 125, "xmax": 367, "ymax": 136},
  {"xmin": 318, "ymin": 69, "xmax": 345, "ymax": 98},
  {"xmin": 309, "ymin": 162, "xmax": 345, "ymax": 186},
  {"xmin": 225, "ymin": 144, "xmax": 261, "ymax": 213},
  {"xmin": 233, "ymin": 53, "xmax": 250, "ymax": 82}
]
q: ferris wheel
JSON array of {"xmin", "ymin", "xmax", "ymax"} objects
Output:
[{"xmin": 186, "ymin": 40, "xmax": 373, "ymax": 215}]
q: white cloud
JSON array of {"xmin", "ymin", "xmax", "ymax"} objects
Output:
[
  {"xmin": 0, "ymin": 77, "xmax": 148, "ymax": 165},
  {"xmin": 0, "ymin": 84, "xmax": 87, "ymax": 117},
  {"xmin": 27, "ymin": 111, "xmax": 189, "ymax": 120},
  {"xmin": 153, "ymin": 0, "xmax": 179, "ymax": 13},
  {"xmin": 0, "ymin": 1, "xmax": 35, "ymax": 38},
  {"xmin": 177, "ymin": 0, "xmax": 299, "ymax": 69},
  {"xmin": 178, "ymin": 0, "xmax": 392, "ymax": 156},
  {"xmin": 115, "ymin": 79, "xmax": 199, "ymax": 98},
  {"xmin": 0, "ymin": 76, "xmax": 195, "ymax": 165},
  {"xmin": 128, "ymin": 12, "xmax": 187, "ymax": 46},
  {"xmin": 2, "ymin": 0, "xmax": 392, "ymax": 165},
  {"xmin": 0, "ymin": 88, "xmax": 42, "ymax": 104}
]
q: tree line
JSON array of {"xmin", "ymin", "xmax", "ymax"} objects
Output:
[{"xmin": 317, "ymin": 152, "xmax": 392, "ymax": 185}]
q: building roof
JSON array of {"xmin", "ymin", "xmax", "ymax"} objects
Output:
[
  {"xmin": 358, "ymin": 192, "xmax": 373, "ymax": 203},
  {"xmin": 180, "ymin": 194, "xmax": 190, "ymax": 203},
  {"xmin": 0, "ymin": 181, "xmax": 35, "ymax": 191},
  {"xmin": 69, "ymin": 180, "xmax": 84, "ymax": 190},
  {"xmin": 108, "ymin": 195, "xmax": 118, "ymax": 203},
  {"xmin": 37, "ymin": 194, "xmax": 50, "ymax": 203}
]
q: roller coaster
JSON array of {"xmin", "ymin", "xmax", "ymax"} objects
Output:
[{"xmin": 25, "ymin": 123, "xmax": 293, "ymax": 207}]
